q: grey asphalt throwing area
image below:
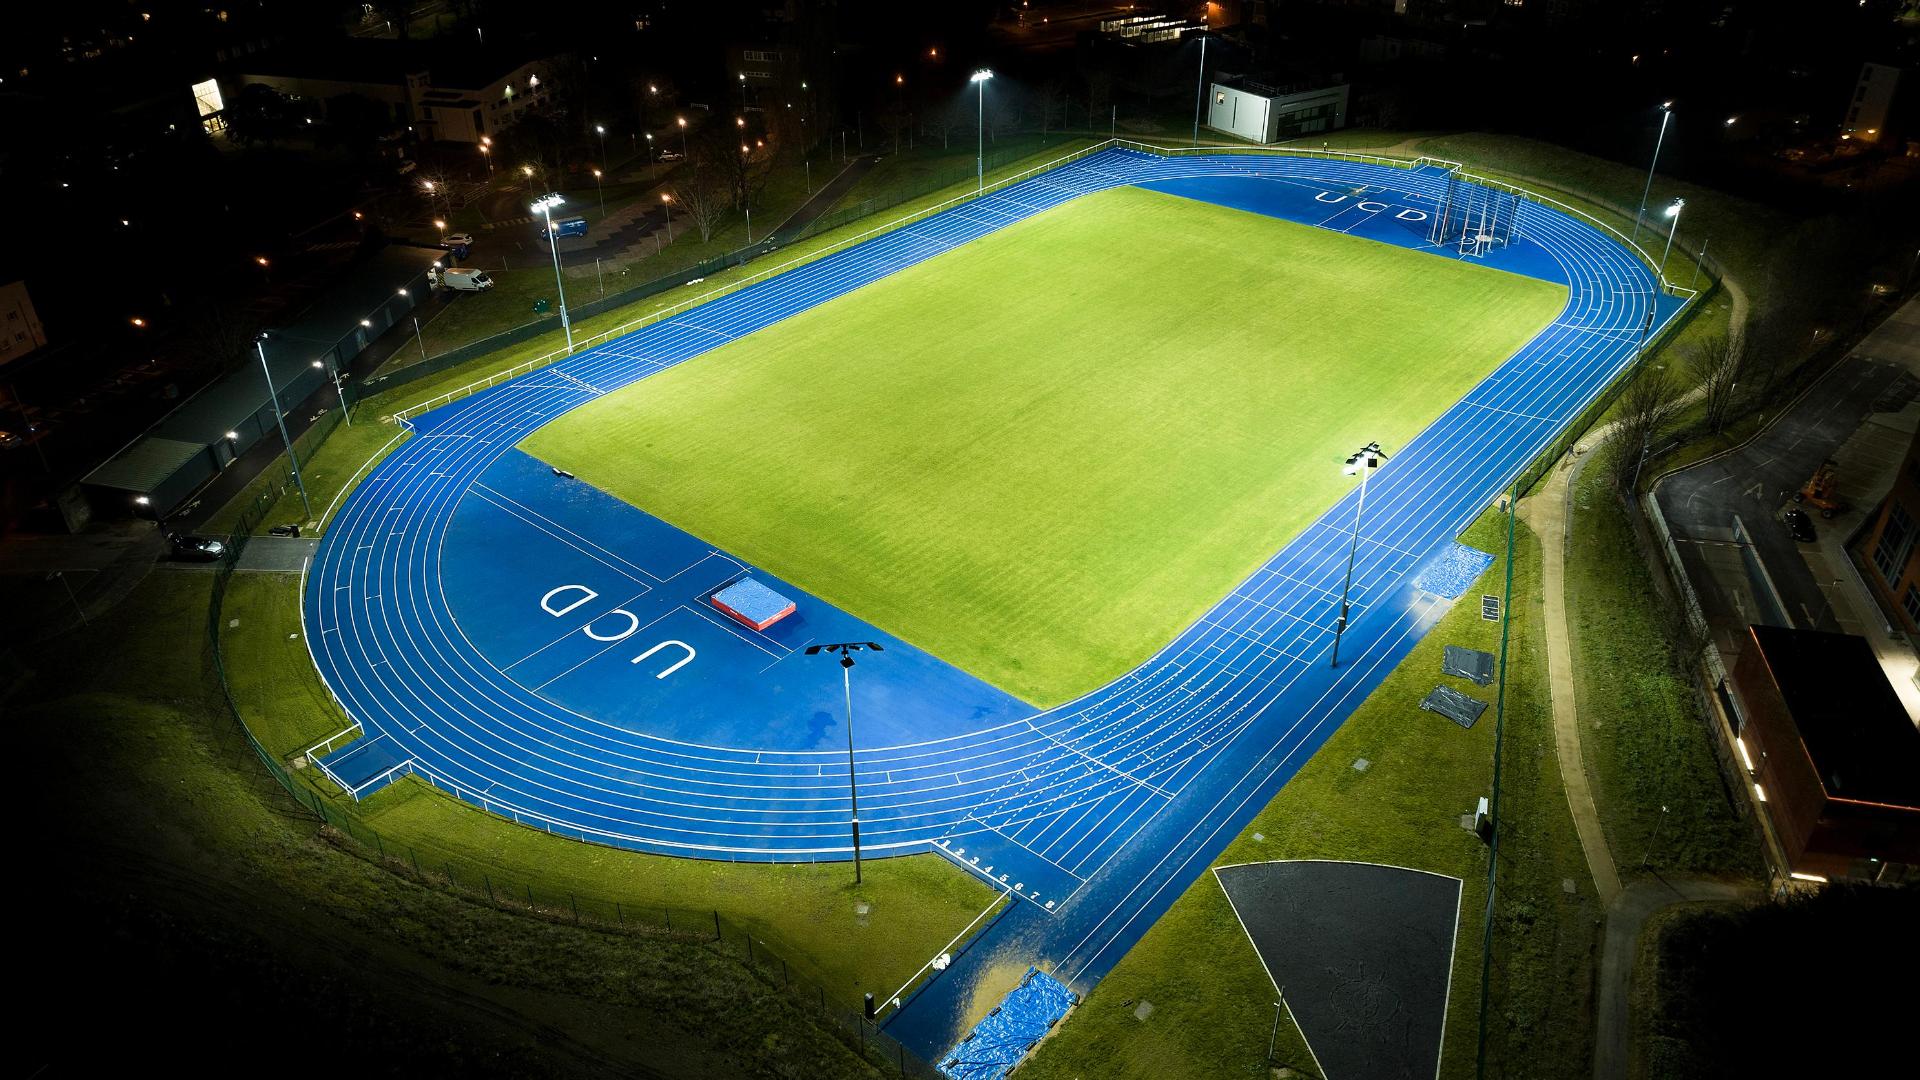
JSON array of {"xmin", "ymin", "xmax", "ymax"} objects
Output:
[{"xmin": 1214, "ymin": 860, "xmax": 1462, "ymax": 1080}]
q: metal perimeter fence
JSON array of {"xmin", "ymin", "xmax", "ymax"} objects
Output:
[
  {"xmin": 198, "ymin": 137, "xmax": 1722, "ymax": 1076},
  {"xmin": 203, "ymin": 498, "xmax": 959, "ymax": 1079}
]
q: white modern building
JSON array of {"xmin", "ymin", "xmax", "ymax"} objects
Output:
[
  {"xmin": 1845, "ymin": 62, "xmax": 1900, "ymax": 143},
  {"xmin": 1206, "ymin": 77, "xmax": 1349, "ymax": 143}
]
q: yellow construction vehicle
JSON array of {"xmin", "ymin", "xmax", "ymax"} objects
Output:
[{"xmin": 1793, "ymin": 460, "xmax": 1845, "ymax": 519}]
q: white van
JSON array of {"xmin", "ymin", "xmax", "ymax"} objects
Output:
[{"xmin": 434, "ymin": 266, "xmax": 494, "ymax": 292}]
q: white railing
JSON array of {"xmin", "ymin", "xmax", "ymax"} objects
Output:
[{"xmin": 299, "ymin": 718, "xmax": 363, "ymax": 764}]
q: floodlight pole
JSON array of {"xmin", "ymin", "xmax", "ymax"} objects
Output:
[
  {"xmin": 1192, "ymin": 34, "xmax": 1209, "ymax": 147},
  {"xmin": 807, "ymin": 641, "xmax": 885, "ymax": 883},
  {"xmin": 533, "ymin": 194, "xmax": 575, "ymax": 352},
  {"xmin": 255, "ymin": 335, "xmax": 314, "ymax": 521},
  {"xmin": 1633, "ymin": 102, "xmax": 1673, "ymax": 244},
  {"xmin": 1657, "ymin": 198, "xmax": 1686, "ymax": 292},
  {"xmin": 972, "ymin": 69, "xmax": 994, "ymax": 194},
  {"xmin": 1330, "ymin": 442, "xmax": 1383, "ymax": 669}
]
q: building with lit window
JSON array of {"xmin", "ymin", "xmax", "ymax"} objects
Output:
[
  {"xmin": 1206, "ymin": 76, "xmax": 1349, "ymax": 143},
  {"xmin": 1730, "ymin": 625, "xmax": 1920, "ymax": 884},
  {"xmin": 1857, "ymin": 431, "xmax": 1920, "ymax": 636},
  {"xmin": 1844, "ymin": 62, "xmax": 1900, "ymax": 143},
  {"xmin": 0, "ymin": 281, "xmax": 48, "ymax": 367},
  {"xmin": 233, "ymin": 40, "xmax": 556, "ymax": 145}
]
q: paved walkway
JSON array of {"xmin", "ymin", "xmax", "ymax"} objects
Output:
[
  {"xmin": 1593, "ymin": 876, "xmax": 1757, "ymax": 1080},
  {"xmin": 1519, "ymin": 456, "xmax": 1624, "ymax": 907}
]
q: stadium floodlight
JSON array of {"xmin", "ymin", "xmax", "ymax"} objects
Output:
[
  {"xmin": 1632, "ymin": 100, "xmax": 1674, "ymax": 245},
  {"xmin": 971, "ymin": 69, "xmax": 994, "ymax": 194},
  {"xmin": 530, "ymin": 193, "xmax": 575, "ymax": 351},
  {"xmin": 252, "ymin": 331, "xmax": 315, "ymax": 520},
  {"xmin": 804, "ymin": 641, "xmax": 887, "ymax": 883},
  {"xmin": 1191, "ymin": 33, "xmax": 1209, "ymax": 147},
  {"xmin": 1658, "ymin": 197, "xmax": 1686, "ymax": 292},
  {"xmin": 1331, "ymin": 441, "xmax": 1386, "ymax": 669}
]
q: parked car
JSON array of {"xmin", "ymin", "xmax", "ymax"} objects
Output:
[
  {"xmin": 167, "ymin": 534, "xmax": 227, "ymax": 562},
  {"xmin": 439, "ymin": 233, "xmax": 476, "ymax": 249},
  {"xmin": 657, "ymin": 150, "xmax": 684, "ymax": 163},
  {"xmin": 1783, "ymin": 507, "xmax": 1817, "ymax": 543}
]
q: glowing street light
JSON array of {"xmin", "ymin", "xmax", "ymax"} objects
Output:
[
  {"xmin": 971, "ymin": 68, "xmax": 994, "ymax": 193},
  {"xmin": 1633, "ymin": 100, "xmax": 1675, "ymax": 244},
  {"xmin": 1331, "ymin": 442, "xmax": 1386, "ymax": 669},
  {"xmin": 644, "ymin": 131, "xmax": 655, "ymax": 163},
  {"xmin": 1658, "ymin": 198, "xmax": 1686, "ymax": 291},
  {"xmin": 252, "ymin": 332, "xmax": 314, "ymax": 519},
  {"xmin": 678, "ymin": 115, "xmax": 689, "ymax": 159},
  {"xmin": 530, "ymin": 192, "xmax": 574, "ymax": 352},
  {"xmin": 592, "ymin": 167, "xmax": 605, "ymax": 215},
  {"xmin": 594, "ymin": 122, "xmax": 608, "ymax": 172},
  {"xmin": 129, "ymin": 316, "xmax": 146, "ymax": 328}
]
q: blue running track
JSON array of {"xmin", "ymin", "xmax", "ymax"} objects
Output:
[{"xmin": 301, "ymin": 147, "xmax": 1688, "ymax": 1060}]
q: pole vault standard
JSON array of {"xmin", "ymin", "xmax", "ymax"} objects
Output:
[
  {"xmin": 805, "ymin": 641, "xmax": 885, "ymax": 883},
  {"xmin": 1330, "ymin": 441, "xmax": 1385, "ymax": 669}
]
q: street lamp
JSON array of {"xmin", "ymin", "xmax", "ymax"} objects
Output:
[
  {"xmin": 644, "ymin": 131, "xmax": 655, "ymax": 163},
  {"xmin": 660, "ymin": 191, "xmax": 673, "ymax": 241},
  {"xmin": 594, "ymin": 123, "xmax": 608, "ymax": 172},
  {"xmin": 804, "ymin": 641, "xmax": 886, "ymax": 884},
  {"xmin": 739, "ymin": 71, "xmax": 748, "ymax": 109},
  {"xmin": 314, "ymin": 356, "xmax": 351, "ymax": 426},
  {"xmin": 479, "ymin": 135, "xmax": 493, "ymax": 177},
  {"xmin": 592, "ymin": 167, "xmax": 605, "ymax": 215},
  {"xmin": 1658, "ymin": 197, "xmax": 1686, "ymax": 292},
  {"xmin": 1633, "ymin": 101, "xmax": 1674, "ymax": 244},
  {"xmin": 677, "ymin": 115, "xmax": 688, "ymax": 159},
  {"xmin": 1330, "ymin": 441, "xmax": 1385, "ymax": 669},
  {"xmin": 531, "ymin": 193, "xmax": 575, "ymax": 352},
  {"xmin": 253, "ymin": 332, "xmax": 315, "ymax": 520},
  {"xmin": 1191, "ymin": 33, "xmax": 1209, "ymax": 147},
  {"xmin": 971, "ymin": 68, "xmax": 994, "ymax": 193}
]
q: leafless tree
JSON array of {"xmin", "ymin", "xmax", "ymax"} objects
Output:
[
  {"xmin": 670, "ymin": 176, "xmax": 729, "ymax": 243},
  {"xmin": 1610, "ymin": 367, "xmax": 1682, "ymax": 492},
  {"xmin": 1685, "ymin": 325, "xmax": 1746, "ymax": 435}
]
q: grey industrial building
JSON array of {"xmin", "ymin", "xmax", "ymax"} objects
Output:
[{"xmin": 82, "ymin": 245, "xmax": 444, "ymax": 520}]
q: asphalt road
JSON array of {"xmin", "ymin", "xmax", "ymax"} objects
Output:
[{"xmin": 1655, "ymin": 356, "xmax": 1917, "ymax": 632}]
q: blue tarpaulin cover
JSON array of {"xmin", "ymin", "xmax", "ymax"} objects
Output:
[
  {"xmin": 938, "ymin": 967, "xmax": 1077, "ymax": 1080},
  {"xmin": 1413, "ymin": 543, "xmax": 1495, "ymax": 600}
]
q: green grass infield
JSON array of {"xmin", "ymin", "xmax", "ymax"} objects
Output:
[{"xmin": 524, "ymin": 183, "xmax": 1567, "ymax": 705}]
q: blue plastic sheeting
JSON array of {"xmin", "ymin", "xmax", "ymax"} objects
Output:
[
  {"xmin": 710, "ymin": 576, "xmax": 794, "ymax": 626},
  {"xmin": 938, "ymin": 968, "xmax": 1076, "ymax": 1080},
  {"xmin": 1413, "ymin": 543, "xmax": 1496, "ymax": 600}
]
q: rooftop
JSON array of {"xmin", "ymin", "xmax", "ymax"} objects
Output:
[
  {"xmin": 239, "ymin": 38, "xmax": 547, "ymax": 91},
  {"xmin": 1750, "ymin": 625, "xmax": 1920, "ymax": 809}
]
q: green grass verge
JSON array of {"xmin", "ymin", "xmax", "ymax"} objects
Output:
[
  {"xmin": 199, "ymin": 417, "xmax": 410, "ymax": 536},
  {"xmin": 216, "ymin": 571, "xmax": 999, "ymax": 1003},
  {"xmin": 1023, "ymin": 509, "xmax": 1601, "ymax": 1079},
  {"xmin": 526, "ymin": 184, "xmax": 1564, "ymax": 705},
  {"xmin": 17, "ymin": 574, "xmax": 903, "ymax": 1078},
  {"xmin": 1566, "ymin": 450, "xmax": 1761, "ymax": 877}
]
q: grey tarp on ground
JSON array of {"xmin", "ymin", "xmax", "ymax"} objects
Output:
[
  {"xmin": 1420, "ymin": 684, "xmax": 1488, "ymax": 728},
  {"xmin": 1442, "ymin": 645, "xmax": 1496, "ymax": 685}
]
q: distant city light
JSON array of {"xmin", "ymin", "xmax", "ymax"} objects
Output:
[{"xmin": 129, "ymin": 317, "xmax": 146, "ymax": 328}]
